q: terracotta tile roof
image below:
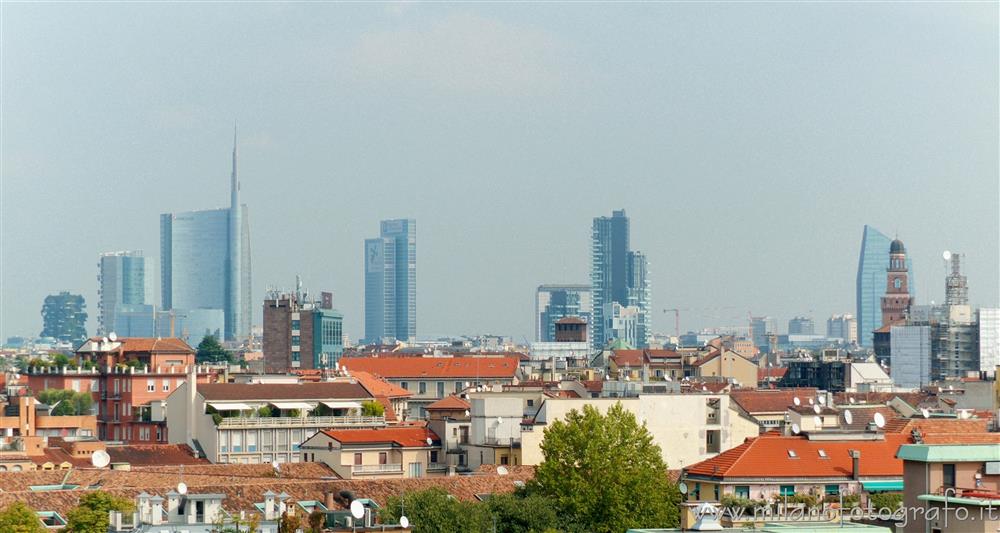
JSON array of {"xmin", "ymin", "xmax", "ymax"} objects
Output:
[
  {"xmin": 898, "ymin": 418, "xmax": 991, "ymax": 435},
  {"xmin": 580, "ymin": 380, "xmax": 603, "ymax": 393},
  {"xmin": 684, "ymin": 433, "xmax": 911, "ymax": 479},
  {"xmin": 841, "ymin": 406, "xmax": 900, "ymax": 431},
  {"xmin": 349, "ymin": 370, "xmax": 413, "ymax": 399},
  {"xmin": 731, "ymin": 389, "xmax": 819, "ymax": 414},
  {"xmin": 319, "ymin": 427, "xmax": 440, "ymax": 447},
  {"xmin": 555, "ymin": 316, "xmax": 587, "ymax": 324},
  {"xmin": 341, "ymin": 356, "xmax": 520, "ymax": 379},
  {"xmin": 921, "ymin": 433, "xmax": 1000, "ymax": 444},
  {"xmin": 757, "ymin": 367, "xmax": 788, "ymax": 380},
  {"xmin": 106, "ymin": 444, "xmax": 208, "ymax": 466},
  {"xmin": 119, "ymin": 337, "xmax": 194, "ymax": 353},
  {"xmin": 789, "ymin": 405, "xmax": 839, "ymax": 416},
  {"xmin": 197, "ymin": 382, "xmax": 372, "ymax": 401},
  {"xmin": 610, "ymin": 350, "xmax": 646, "ymax": 367},
  {"xmin": 835, "ymin": 391, "xmax": 936, "ymax": 408},
  {"xmin": 426, "ymin": 395, "xmax": 471, "ymax": 411}
]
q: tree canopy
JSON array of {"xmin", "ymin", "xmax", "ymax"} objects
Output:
[
  {"xmin": 379, "ymin": 488, "xmax": 559, "ymax": 533},
  {"xmin": 0, "ymin": 501, "xmax": 45, "ymax": 533},
  {"xmin": 64, "ymin": 492, "xmax": 134, "ymax": 533},
  {"xmin": 196, "ymin": 335, "xmax": 232, "ymax": 364},
  {"xmin": 530, "ymin": 402, "xmax": 681, "ymax": 532},
  {"xmin": 361, "ymin": 400, "xmax": 385, "ymax": 417},
  {"xmin": 35, "ymin": 389, "xmax": 93, "ymax": 416}
]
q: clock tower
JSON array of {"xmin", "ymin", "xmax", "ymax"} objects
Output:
[{"xmin": 881, "ymin": 238, "xmax": 912, "ymax": 326}]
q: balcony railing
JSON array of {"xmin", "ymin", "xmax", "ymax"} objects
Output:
[
  {"xmin": 484, "ymin": 436, "xmax": 520, "ymax": 446},
  {"xmin": 352, "ymin": 463, "xmax": 403, "ymax": 474},
  {"xmin": 427, "ymin": 463, "xmax": 448, "ymax": 471},
  {"xmin": 217, "ymin": 415, "xmax": 385, "ymax": 428}
]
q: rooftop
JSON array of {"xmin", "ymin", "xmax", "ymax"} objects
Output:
[
  {"xmin": 341, "ymin": 356, "xmax": 520, "ymax": 379},
  {"xmin": 319, "ymin": 427, "xmax": 440, "ymax": 447},
  {"xmin": 198, "ymin": 382, "xmax": 372, "ymax": 402}
]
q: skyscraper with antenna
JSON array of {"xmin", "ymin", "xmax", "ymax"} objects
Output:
[{"xmin": 161, "ymin": 127, "xmax": 251, "ymax": 341}]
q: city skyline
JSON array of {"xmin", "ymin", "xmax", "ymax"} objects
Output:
[{"xmin": 2, "ymin": 3, "xmax": 997, "ymax": 342}]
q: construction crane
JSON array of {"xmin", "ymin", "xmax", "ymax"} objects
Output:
[{"xmin": 663, "ymin": 309, "xmax": 681, "ymax": 338}]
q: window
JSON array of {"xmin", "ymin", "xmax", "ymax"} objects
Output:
[
  {"xmin": 419, "ymin": 382, "xmax": 427, "ymax": 395},
  {"xmin": 162, "ymin": 380, "xmax": 169, "ymax": 392},
  {"xmin": 291, "ymin": 320, "xmax": 300, "ymax": 330},
  {"xmin": 400, "ymin": 382, "xmax": 408, "ymax": 390},
  {"xmin": 500, "ymin": 456, "xmax": 509, "ymax": 465},
  {"xmin": 943, "ymin": 464, "xmax": 956, "ymax": 488},
  {"xmin": 714, "ymin": 484, "xmax": 720, "ymax": 501},
  {"xmin": 825, "ymin": 484, "xmax": 839, "ymax": 496},
  {"xmin": 735, "ymin": 486, "xmax": 750, "ymax": 499},
  {"xmin": 354, "ymin": 453, "xmax": 362, "ymax": 466},
  {"xmin": 247, "ymin": 431, "xmax": 257, "ymax": 452},
  {"xmin": 437, "ymin": 382, "xmax": 445, "ymax": 398},
  {"xmin": 379, "ymin": 452, "xmax": 387, "ymax": 465},
  {"xmin": 430, "ymin": 451, "xmax": 438, "ymax": 463},
  {"xmin": 71, "ymin": 380, "xmax": 80, "ymax": 392},
  {"xmin": 328, "ymin": 442, "xmax": 333, "ymax": 451},
  {"xmin": 527, "ymin": 399, "xmax": 534, "ymax": 407},
  {"xmin": 693, "ymin": 483, "xmax": 701, "ymax": 499},
  {"xmin": 780, "ymin": 485, "xmax": 795, "ymax": 497},
  {"xmin": 455, "ymin": 382, "xmax": 463, "ymax": 394},
  {"xmin": 291, "ymin": 336, "xmax": 300, "ymax": 344},
  {"xmin": 146, "ymin": 379, "xmax": 155, "ymax": 392}
]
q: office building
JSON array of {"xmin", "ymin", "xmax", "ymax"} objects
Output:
[
  {"xmin": 590, "ymin": 210, "xmax": 650, "ymax": 349},
  {"xmin": 364, "ymin": 219, "xmax": 416, "ymax": 343},
  {"xmin": 263, "ymin": 285, "xmax": 344, "ymax": 373},
  {"xmin": 114, "ymin": 304, "xmax": 157, "ymax": 338},
  {"xmin": 40, "ymin": 292, "xmax": 88, "ymax": 343},
  {"xmin": 826, "ymin": 314, "xmax": 858, "ymax": 344},
  {"xmin": 979, "ymin": 308, "xmax": 1000, "ymax": 372},
  {"xmin": 98, "ymin": 251, "xmax": 147, "ymax": 335},
  {"xmin": 155, "ymin": 308, "xmax": 225, "ymax": 348},
  {"xmin": 856, "ymin": 225, "xmax": 915, "ymax": 347},
  {"xmin": 749, "ymin": 316, "xmax": 776, "ymax": 353},
  {"xmin": 535, "ymin": 284, "xmax": 591, "ymax": 342},
  {"xmin": 890, "ymin": 324, "xmax": 932, "ymax": 388},
  {"xmin": 787, "ymin": 316, "xmax": 815, "ymax": 335},
  {"xmin": 160, "ymin": 132, "xmax": 251, "ymax": 341}
]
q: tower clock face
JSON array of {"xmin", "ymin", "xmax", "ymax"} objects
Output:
[{"xmin": 894, "ymin": 278, "xmax": 902, "ymax": 289}]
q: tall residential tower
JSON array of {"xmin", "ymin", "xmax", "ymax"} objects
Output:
[
  {"xmin": 591, "ymin": 210, "xmax": 650, "ymax": 349},
  {"xmin": 160, "ymin": 130, "xmax": 251, "ymax": 341},
  {"xmin": 97, "ymin": 250, "xmax": 147, "ymax": 335},
  {"xmin": 364, "ymin": 219, "xmax": 416, "ymax": 343}
]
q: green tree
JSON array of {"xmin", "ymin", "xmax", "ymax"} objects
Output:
[
  {"xmin": 196, "ymin": 335, "xmax": 232, "ymax": 364},
  {"xmin": 35, "ymin": 389, "xmax": 92, "ymax": 416},
  {"xmin": 0, "ymin": 501, "xmax": 45, "ymax": 533},
  {"xmin": 278, "ymin": 511, "xmax": 301, "ymax": 533},
  {"xmin": 64, "ymin": 492, "xmax": 134, "ymax": 533},
  {"xmin": 307, "ymin": 509, "xmax": 325, "ymax": 532},
  {"xmin": 381, "ymin": 488, "xmax": 479, "ymax": 533},
  {"xmin": 50, "ymin": 353, "xmax": 72, "ymax": 367},
  {"xmin": 361, "ymin": 400, "xmax": 385, "ymax": 417},
  {"xmin": 481, "ymin": 492, "xmax": 560, "ymax": 533},
  {"xmin": 530, "ymin": 403, "xmax": 681, "ymax": 532}
]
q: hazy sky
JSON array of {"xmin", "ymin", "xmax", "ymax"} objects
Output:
[{"xmin": 2, "ymin": 2, "xmax": 997, "ymax": 342}]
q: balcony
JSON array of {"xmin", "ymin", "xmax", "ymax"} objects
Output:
[
  {"xmin": 352, "ymin": 463, "xmax": 403, "ymax": 474},
  {"xmin": 216, "ymin": 415, "xmax": 385, "ymax": 429},
  {"xmin": 427, "ymin": 463, "xmax": 448, "ymax": 471},
  {"xmin": 483, "ymin": 436, "xmax": 520, "ymax": 447}
]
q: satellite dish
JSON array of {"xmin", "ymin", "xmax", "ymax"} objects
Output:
[
  {"xmin": 849, "ymin": 397, "xmax": 856, "ymax": 405},
  {"xmin": 818, "ymin": 396, "xmax": 826, "ymax": 405},
  {"xmin": 813, "ymin": 404, "xmax": 822, "ymax": 415},
  {"xmin": 464, "ymin": 410, "xmax": 470, "ymax": 417},
  {"xmin": 921, "ymin": 408, "xmax": 930, "ymax": 419},
  {"xmin": 108, "ymin": 332, "xmax": 118, "ymax": 342},
  {"xmin": 844, "ymin": 410, "xmax": 853, "ymax": 425},
  {"xmin": 177, "ymin": 482, "xmax": 188, "ymax": 495},
  {"xmin": 793, "ymin": 397, "xmax": 801, "ymax": 406},
  {"xmin": 873, "ymin": 412, "xmax": 886, "ymax": 428},
  {"xmin": 272, "ymin": 461, "xmax": 280, "ymax": 472},
  {"xmin": 943, "ymin": 250, "xmax": 952, "ymax": 261},
  {"xmin": 496, "ymin": 416, "xmax": 503, "ymax": 425},
  {"xmin": 497, "ymin": 466, "xmax": 508, "ymax": 476},
  {"xmin": 350, "ymin": 500, "xmax": 365, "ymax": 520},
  {"xmin": 91, "ymin": 450, "xmax": 111, "ymax": 468},
  {"xmin": 399, "ymin": 516, "xmax": 409, "ymax": 529},
  {"xmin": 791, "ymin": 423, "xmax": 801, "ymax": 435},
  {"xmin": 813, "ymin": 416, "xmax": 822, "ymax": 427},
  {"xmin": 808, "ymin": 397, "xmax": 814, "ymax": 405},
  {"xmin": 678, "ymin": 482, "xmax": 688, "ymax": 495},
  {"xmin": 961, "ymin": 410, "xmax": 971, "ymax": 419},
  {"xmin": 665, "ymin": 375, "xmax": 672, "ymax": 382},
  {"xmin": 426, "ymin": 437, "xmax": 433, "ymax": 446}
]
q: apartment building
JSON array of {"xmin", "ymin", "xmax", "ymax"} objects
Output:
[
  {"xmin": 300, "ymin": 426, "xmax": 444, "ymax": 479},
  {"xmin": 340, "ymin": 356, "xmax": 521, "ymax": 418},
  {"xmin": 165, "ymin": 376, "xmax": 385, "ymax": 464},
  {"xmin": 25, "ymin": 337, "xmax": 216, "ymax": 443}
]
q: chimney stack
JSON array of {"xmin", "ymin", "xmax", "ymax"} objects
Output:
[{"xmin": 849, "ymin": 449, "xmax": 861, "ymax": 480}]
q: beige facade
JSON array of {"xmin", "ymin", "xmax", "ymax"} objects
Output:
[
  {"xmin": 299, "ymin": 431, "xmax": 446, "ymax": 479},
  {"xmin": 693, "ymin": 350, "xmax": 758, "ymax": 388},
  {"xmin": 516, "ymin": 394, "xmax": 758, "ymax": 470}
]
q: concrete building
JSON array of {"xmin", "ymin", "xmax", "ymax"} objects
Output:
[
  {"xmin": 827, "ymin": 314, "xmax": 858, "ymax": 345},
  {"xmin": 425, "ymin": 395, "xmax": 471, "ymax": 470},
  {"xmin": 471, "ymin": 392, "xmax": 759, "ymax": 471},
  {"xmin": 98, "ymin": 251, "xmax": 147, "ymax": 335},
  {"xmin": 263, "ymin": 286, "xmax": 344, "ymax": 373},
  {"xmin": 160, "ymin": 133, "xmax": 251, "ymax": 341},
  {"xmin": 604, "ymin": 301, "xmax": 641, "ymax": 349},
  {"xmin": 979, "ymin": 308, "xmax": 1000, "ymax": 372},
  {"xmin": 165, "ymin": 378, "xmax": 384, "ymax": 464},
  {"xmin": 25, "ymin": 337, "xmax": 216, "ymax": 443},
  {"xmin": 364, "ymin": 219, "xmax": 416, "ymax": 344},
  {"xmin": 591, "ymin": 210, "xmax": 650, "ymax": 349},
  {"xmin": 788, "ymin": 316, "xmax": 815, "ymax": 335},
  {"xmin": 535, "ymin": 284, "xmax": 591, "ymax": 342},
  {"xmin": 109, "ymin": 491, "xmax": 281, "ymax": 533},
  {"xmin": 891, "ymin": 325, "xmax": 933, "ymax": 389},
  {"xmin": 40, "ymin": 292, "xmax": 87, "ymax": 344},
  {"xmin": 340, "ymin": 356, "xmax": 521, "ymax": 419},
  {"xmin": 300, "ymin": 426, "xmax": 444, "ymax": 479},
  {"xmin": 526, "ymin": 317, "xmax": 590, "ymax": 380}
]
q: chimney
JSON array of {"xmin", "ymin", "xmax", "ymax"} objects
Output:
[
  {"xmin": 186, "ymin": 365, "xmax": 197, "ymax": 448},
  {"xmin": 149, "ymin": 496, "xmax": 164, "ymax": 525},
  {"xmin": 166, "ymin": 491, "xmax": 181, "ymax": 522},
  {"xmin": 324, "ymin": 491, "xmax": 336, "ymax": 511},
  {"xmin": 849, "ymin": 449, "xmax": 861, "ymax": 480},
  {"xmin": 263, "ymin": 491, "xmax": 276, "ymax": 520}
]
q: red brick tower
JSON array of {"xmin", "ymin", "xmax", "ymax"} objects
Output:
[{"xmin": 881, "ymin": 238, "xmax": 912, "ymax": 326}]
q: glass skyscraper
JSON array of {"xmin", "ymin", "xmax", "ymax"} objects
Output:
[
  {"xmin": 855, "ymin": 225, "xmax": 914, "ymax": 347},
  {"xmin": 536, "ymin": 284, "xmax": 592, "ymax": 342},
  {"xmin": 591, "ymin": 210, "xmax": 650, "ymax": 349},
  {"xmin": 98, "ymin": 250, "xmax": 147, "ymax": 335},
  {"xmin": 160, "ymin": 133, "xmax": 251, "ymax": 341},
  {"xmin": 364, "ymin": 219, "xmax": 416, "ymax": 343}
]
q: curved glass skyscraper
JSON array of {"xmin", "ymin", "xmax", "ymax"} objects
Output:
[{"xmin": 855, "ymin": 225, "xmax": 913, "ymax": 347}]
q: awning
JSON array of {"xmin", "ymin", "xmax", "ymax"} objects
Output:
[
  {"xmin": 322, "ymin": 401, "xmax": 362, "ymax": 410},
  {"xmin": 208, "ymin": 403, "xmax": 255, "ymax": 411},
  {"xmin": 862, "ymin": 481, "xmax": 903, "ymax": 492},
  {"xmin": 269, "ymin": 401, "xmax": 316, "ymax": 410}
]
